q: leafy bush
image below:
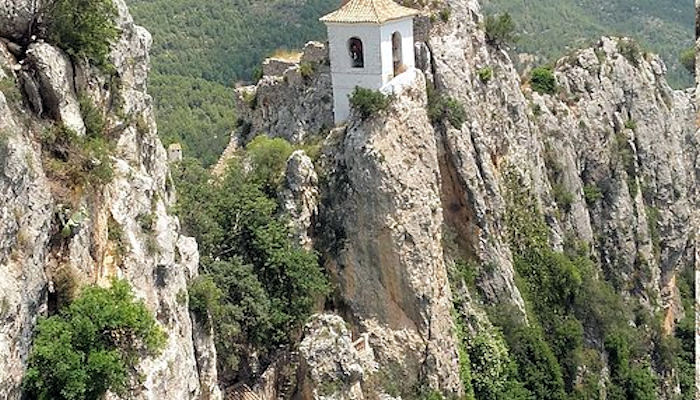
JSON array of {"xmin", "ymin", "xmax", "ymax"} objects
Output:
[
  {"xmin": 190, "ymin": 261, "xmax": 273, "ymax": 375},
  {"xmin": 78, "ymin": 94, "xmax": 105, "ymax": 138},
  {"xmin": 477, "ymin": 67, "xmax": 493, "ymax": 83},
  {"xmin": 552, "ymin": 183, "xmax": 573, "ymax": 211},
  {"xmin": 246, "ymin": 135, "xmax": 294, "ymax": 194},
  {"xmin": 617, "ymin": 40, "xmax": 642, "ymax": 68},
  {"xmin": 349, "ymin": 87, "xmax": 391, "ymax": 119},
  {"xmin": 530, "ymin": 67, "xmax": 557, "ymax": 95},
  {"xmin": 427, "ymin": 87, "xmax": 467, "ymax": 127},
  {"xmin": 298, "ymin": 62, "xmax": 315, "ymax": 79},
  {"xmin": 0, "ymin": 77, "xmax": 23, "ymax": 104},
  {"xmin": 44, "ymin": 0, "xmax": 119, "ymax": 68},
  {"xmin": 505, "ymin": 325, "xmax": 566, "ymax": 400},
  {"xmin": 23, "ymin": 280, "xmax": 166, "ymax": 400},
  {"xmin": 484, "ymin": 13, "xmax": 517, "ymax": 48},
  {"xmin": 439, "ymin": 8, "xmax": 451, "ymax": 22},
  {"xmin": 679, "ymin": 47, "xmax": 694, "ymax": 75},
  {"xmin": 583, "ymin": 184, "xmax": 602, "ymax": 204}
]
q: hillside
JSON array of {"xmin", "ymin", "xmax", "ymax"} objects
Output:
[
  {"xmin": 482, "ymin": 0, "xmax": 694, "ymax": 88},
  {"xmin": 126, "ymin": 0, "xmax": 693, "ymax": 166},
  {"xmin": 126, "ymin": 0, "xmax": 335, "ymax": 166}
]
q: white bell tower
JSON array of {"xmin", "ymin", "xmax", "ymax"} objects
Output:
[{"xmin": 320, "ymin": 0, "xmax": 418, "ymax": 123}]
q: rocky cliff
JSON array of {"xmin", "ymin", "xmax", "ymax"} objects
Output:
[
  {"xmin": 0, "ymin": 0, "xmax": 220, "ymax": 398},
  {"xmin": 228, "ymin": 0, "xmax": 697, "ymax": 398}
]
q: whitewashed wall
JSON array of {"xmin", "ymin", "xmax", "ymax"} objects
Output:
[
  {"xmin": 326, "ymin": 17, "xmax": 415, "ymax": 123},
  {"xmin": 327, "ymin": 23, "xmax": 383, "ymax": 122},
  {"xmin": 380, "ymin": 18, "xmax": 415, "ymax": 83}
]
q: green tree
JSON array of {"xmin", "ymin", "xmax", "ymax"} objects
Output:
[
  {"xmin": 174, "ymin": 136, "xmax": 328, "ymax": 380},
  {"xmin": 45, "ymin": 0, "xmax": 119, "ymax": 67},
  {"xmin": 485, "ymin": 13, "xmax": 517, "ymax": 48},
  {"xmin": 23, "ymin": 280, "xmax": 166, "ymax": 400}
]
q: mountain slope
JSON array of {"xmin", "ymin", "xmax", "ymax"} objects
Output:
[
  {"xmin": 126, "ymin": 0, "xmax": 693, "ymax": 167},
  {"xmin": 482, "ymin": 0, "xmax": 694, "ymax": 88}
]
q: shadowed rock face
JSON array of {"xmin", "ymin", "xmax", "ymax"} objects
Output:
[{"xmin": 0, "ymin": 0, "xmax": 220, "ymax": 398}]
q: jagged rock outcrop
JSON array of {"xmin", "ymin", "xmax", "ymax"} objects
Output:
[
  {"xmin": 234, "ymin": 41, "xmax": 333, "ymax": 144},
  {"xmin": 0, "ymin": 0, "xmax": 39, "ymax": 41},
  {"xmin": 297, "ymin": 314, "xmax": 377, "ymax": 400},
  {"xmin": 0, "ymin": 0, "xmax": 221, "ymax": 398},
  {"xmin": 212, "ymin": 41, "xmax": 333, "ymax": 177},
  {"xmin": 424, "ymin": 0, "xmax": 697, "ymax": 320},
  {"xmin": 322, "ymin": 70, "xmax": 463, "ymax": 396},
  {"xmin": 25, "ymin": 42, "xmax": 86, "ymax": 135},
  {"xmin": 280, "ymin": 150, "xmax": 319, "ymax": 250}
]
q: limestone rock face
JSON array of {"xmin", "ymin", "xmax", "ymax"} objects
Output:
[
  {"xmin": 323, "ymin": 71, "xmax": 463, "ymax": 396},
  {"xmin": 297, "ymin": 314, "xmax": 377, "ymax": 400},
  {"xmin": 0, "ymin": 0, "xmax": 220, "ymax": 398},
  {"xmin": 0, "ymin": 0, "xmax": 39, "ymax": 40},
  {"xmin": 25, "ymin": 42, "xmax": 86, "ymax": 135},
  {"xmin": 226, "ymin": 1, "xmax": 696, "ymax": 398},
  {"xmin": 233, "ymin": 41, "xmax": 334, "ymax": 144},
  {"xmin": 280, "ymin": 150, "xmax": 319, "ymax": 249}
]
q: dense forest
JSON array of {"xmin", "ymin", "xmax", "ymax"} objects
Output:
[{"xmin": 126, "ymin": 0, "xmax": 693, "ymax": 167}]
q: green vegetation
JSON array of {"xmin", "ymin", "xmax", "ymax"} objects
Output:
[
  {"xmin": 483, "ymin": 0, "xmax": 693, "ymax": 88},
  {"xmin": 45, "ymin": 0, "xmax": 119, "ymax": 68},
  {"xmin": 78, "ymin": 95, "xmax": 106, "ymax": 138},
  {"xmin": 427, "ymin": 87, "xmax": 467, "ymax": 128},
  {"xmin": 679, "ymin": 47, "xmax": 694, "ymax": 75},
  {"xmin": 41, "ymin": 124, "xmax": 114, "ymax": 189},
  {"xmin": 530, "ymin": 67, "xmax": 557, "ymax": 95},
  {"xmin": 583, "ymin": 184, "xmax": 603, "ymax": 205},
  {"xmin": 617, "ymin": 40, "xmax": 642, "ymax": 68},
  {"xmin": 551, "ymin": 183, "xmax": 573, "ymax": 211},
  {"xmin": 173, "ymin": 136, "xmax": 328, "ymax": 380},
  {"xmin": 151, "ymin": 75, "xmax": 237, "ymax": 167},
  {"xmin": 299, "ymin": 62, "xmax": 315, "ymax": 79},
  {"xmin": 349, "ymin": 87, "xmax": 392, "ymax": 119},
  {"xmin": 439, "ymin": 8, "xmax": 451, "ymax": 22},
  {"xmin": 499, "ymin": 169, "xmax": 662, "ymax": 399},
  {"xmin": 0, "ymin": 77, "xmax": 23, "ymax": 104},
  {"xmin": 477, "ymin": 67, "xmax": 493, "ymax": 83},
  {"xmin": 484, "ymin": 13, "xmax": 517, "ymax": 48},
  {"xmin": 23, "ymin": 280, "xmax": 166, "ymax": 400}
]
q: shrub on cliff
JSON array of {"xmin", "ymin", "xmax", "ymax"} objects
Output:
[
  {"xmin": 530, "ymin": 67, "xmax": 557, "ymax": 95},
  {"xmin": 349, "ymin": 87, "xmax": 391, "ymax": 119},
  {"xmin": 44, "ymin": 0, "xmax": 119, "ymax": 67},
  {"xmin": 23, "ymin": 279, "xmax": 166, "ymax": 400},
  {"xmin": 679, "ymin": 47, "xmax": 694, "ymax": 75},
  {"xmin": 485, "ymin": 13, "xmax": 517, "ymax": 48}
]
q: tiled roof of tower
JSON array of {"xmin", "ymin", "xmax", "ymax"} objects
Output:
[{"xmin": 319, "ymin": 0, "xmax": 419, "ymax": 24}]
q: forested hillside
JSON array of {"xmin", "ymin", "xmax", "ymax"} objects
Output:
[
  {"xmin": 126, "ymin": 0, "xmax": 334, "ymax": 165},
  {"xmin": 127, "ymin": 0, "xmax": 693, "ymax": 166},
  {"xmin": 482, "ymin": 0, "xmax": 694, "ymax": 88}
]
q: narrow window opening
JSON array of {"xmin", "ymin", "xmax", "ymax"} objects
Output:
[
  {"xmin": 348, "ymin": 37, "xmax": 364, "ymax": 68},
  {"xmin": 392, "ymin": 31, "xmax": 404, "ymax": 76}
]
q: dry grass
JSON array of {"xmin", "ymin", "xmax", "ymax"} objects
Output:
[{"xmin": 270, "ymin": 49, "xmax": 302, "ymax": 62}]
